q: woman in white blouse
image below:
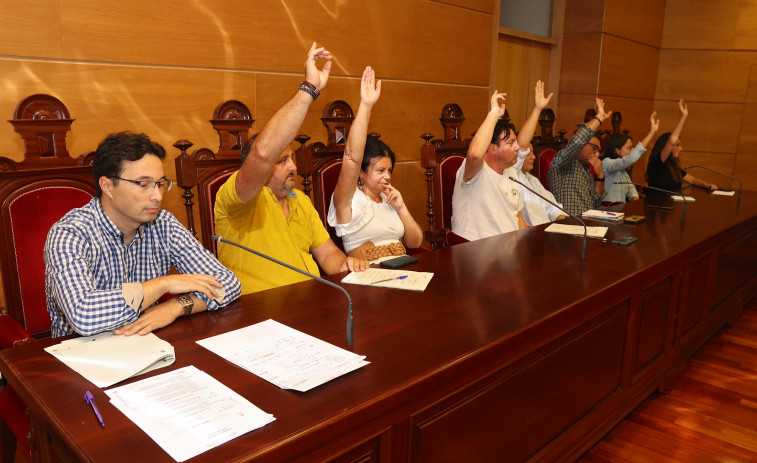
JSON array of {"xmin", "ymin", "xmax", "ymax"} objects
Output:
[{"xmin": 327, "ymin": 66, "xmax": 423, "ymax": 258}]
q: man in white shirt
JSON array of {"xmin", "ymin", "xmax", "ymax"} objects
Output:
[{"xmin": 451, "ymin": 91, "xmax": 527, "ymax": 241}]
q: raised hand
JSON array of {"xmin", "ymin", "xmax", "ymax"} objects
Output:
[
  {"xmin": 534, "ymin": 80, "xmax": 554, "ymax": 110},
  {"xmin": 490, "ymin": 91, "xmax": 507, "ymax": 117},
  {"xmin": 595, "ymin": 97, "xmax": 612, "ymax": 121},
  {"xmin": 360, "ymin": 66, "xmax": 381, "ymax": 107},
  {"xmin": 650, "ymin": 111, "xmax": 660, "ymax": 133},
  {"xmin": 304, "ymin": 42, "xmax": 333, "ymax": 91},
  {"xmin": 678, "ymin": 99, "xmax": 688, "ymax": 117}
]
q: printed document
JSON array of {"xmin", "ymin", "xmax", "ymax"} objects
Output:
[
  {"xmin": 545, "ymin": 223, "xmax": 608, "ymax": 239},
  {"xmin": 44, "ymin": 331, "xmax": 174, "ymax": 388},
  {"xmin": 106, "ymin": 366, "xmax": 274, "ymax": 462},
  {"xmin": 197, "ymin": 319, "xmax": 369, "ymax": 392},
  {"xmin": 341, "ymin": 268, "xmax": 433, "ymax": 291}
]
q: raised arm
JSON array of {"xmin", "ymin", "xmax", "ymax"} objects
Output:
[
  {"xmin": 332, "ymin": 66, "xmax": 381, "ymax": 224},
  {"xmin": 517, "ymin": 80, "xmax": 553, "ymax": 149},
  {"xmin": 661, "ymin": 99, "xmax": 687, "ymax": 163},
  {"xmin": 235, "ymin": 43, "xmax": 332, "ymax": 201},
  {"xmin": 641, "ymin": 111, "xmax": 660, "ymax": 149},
  {"xmin": 464, "ymin": 91, "xmax": 506, "ymax": 182}
]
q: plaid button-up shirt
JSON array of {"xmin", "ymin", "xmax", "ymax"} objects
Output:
[
  {"xmin": 547, "ymin": 124, "xmax": 602, "ymax": 216},
  {"xmin": 44, "ymin": 198, "xmax": 241, "ymax": 337}
]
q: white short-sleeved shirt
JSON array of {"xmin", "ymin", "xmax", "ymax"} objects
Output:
[
  {"xmin": 327, "ymin": 187, "xmax": 404, "ymax": 253},
  {"xmin": 451, "ymin": 159, "xmax": 523, "ymax": 241}
]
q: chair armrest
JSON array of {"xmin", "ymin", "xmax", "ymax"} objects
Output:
[{"xmin": 0, "ymin": 313, "xmax": 32, "ymax": 349}]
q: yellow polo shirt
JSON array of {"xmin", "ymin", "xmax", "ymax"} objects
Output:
[{"xmin": 214, "ymin": 171, "xmax": 330, "ymax": 294}]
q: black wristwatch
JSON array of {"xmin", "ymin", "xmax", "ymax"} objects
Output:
[
  {"xmin": 594, "ymin": 175, "xmax": 605, "ymax": 182},
  {"xmin": 176, "ymin": 294, "xmax": 194, "ymax": 316}
]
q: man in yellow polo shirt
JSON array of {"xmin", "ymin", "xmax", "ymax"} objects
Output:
[{"xmin": 214, "ymin": 43, "xmax": 368, "ymax": 294}]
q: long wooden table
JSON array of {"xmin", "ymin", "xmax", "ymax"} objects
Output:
[{"xmin": 2, "ymin": 188, "xmax": 756, "ymax": 462}]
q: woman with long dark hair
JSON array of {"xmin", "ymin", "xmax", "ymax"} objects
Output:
[{"xmin": 646, "ymin": 100, "xmax": 718, "ymax": 192}]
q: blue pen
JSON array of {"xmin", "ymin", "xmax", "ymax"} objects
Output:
[
  {"xmin": 371, "ymin": 275, "xmax": 408, "ymax": 284},
  {"xmin": 84, "ymin": 390, "xmax": 105, "ymax": 428}
]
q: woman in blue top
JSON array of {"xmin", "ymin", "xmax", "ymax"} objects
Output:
[{"xmin": 601, "ymin": 112, "xmax": 659, "ymax": 202}]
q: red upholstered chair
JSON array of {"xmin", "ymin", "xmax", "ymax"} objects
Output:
[
  {"xmin": 174, "ymin": 100, "xmax": 251, "ymax": 255},
  {"xmin": 531, "ymin": 108, "xmax": 567, "ymax": 183},
  {"xmin": 420, "ymin": 103, "xmax": 475, "ymax": 249},
  {"xmin": 538, "ymin": 148, "xmax": 558, "ymax": 189},
  {"xmin": 0, "ymin": 94, "xmax": 95, "ymax": 462},
  {"xmin": 294, "ymin": 100, "xmax": 357, "ymax": 253}
]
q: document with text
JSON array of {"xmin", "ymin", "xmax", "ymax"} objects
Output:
[
  {"xmin": 197, "ymin": 319, "xmax": 369, "ymax": 392},
  {"xmin": 44, "ymin": 331, "xmax": 175, "ymax": 388},
  {"xmin": 544, "ymin": 223, "xmax": 609, "ymax": 239},
  {"xmin": 106, "ymin": 366, "xmax": 274, "ymax": 462},
  {"xmin": 341, "ymin": 268, "xmax": 433, "ymax": 291}
]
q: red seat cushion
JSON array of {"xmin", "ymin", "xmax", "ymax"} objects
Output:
[
  {"xmin": 317, "ymin": 161, "xmax": 343, "ymax": 251},
  {"xmin": 8, "ymin": 186, "xmax": 92, "ymax": 336},
  {"xmin": 538, "ymin": 149, "xmax": 557, "ymax": 189},
  {"xmin": 439, "ymin": 155, "xmax": 464, "ymax": 230},
  {"xmin": 204, "ymin": 171, "xmax": 234, "ymax": 255}
]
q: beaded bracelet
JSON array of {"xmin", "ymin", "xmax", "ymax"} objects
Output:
[{"xmin": 299, "ymin": 81, "xmax": 319, "ymax": 100}]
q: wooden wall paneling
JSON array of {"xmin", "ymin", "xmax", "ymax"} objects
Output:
[
  {"xmin": 563, "ymin": 0, "xmax": 604, "ymax": 34},
  {"xmin": 734, "ymin": 154, "xmax": 757, "ymax": 191},
  {"xmin": 712, "ymin": 229, "xmax": 757, "ymax": 311},
  {"xmin": 603, "ymin": 0, "xmax": 665, "ymax": 47},
  {"xmin": 655, "ymin": 50, "xmax": 755, "ymax": 104},
  {"xmin": 410, "ymin": 303, "xmax": 628, "ymax": 463},
  {"xmin": 748, "ymin": 64, "xmax": 757, "ymax": 104},
  {"xmin": 0, "ymin": 60, "xmax": 256, "ymax": 223},
  {"xmin": 530, "ymin": 40, "xmax": 552, "ymax": 94},
  {"xmin": 553, "ymin": 92, "xmax": 595, "ymax": 137},
  {"xmin": 495, "ymin": 35, "xmax": 534, "ymax": 126},
  {"xmin": 430, "ymin": 0, "xmax": 494, "ymax": 14},
  {"xmin": 558, "ymin": 32, "xmax": 602, "ymax": 95},
  {"xmin": 661, "ymin": 0, "xmax": 741, "ymax": 49},
  {"xmin": 740, "ymin": 103, "xmax": 757, "ymax": 154},
  {"xmin": 0, "ymin": 0, "xmax": 62, "ymax": 57},
  {"xmin": 735, "ymin": 0, "xmax": 757, "ymax": 49},
  {"xmin": 632, "ymin": 276, "xmax": 676, "ymax": 381},
  {"xmin": 678, "ymin": 152, "xmax": 738, "ymax": 190},
  {"xmin": 412, "ymin": 1, "xmax": 493, "ymax": 86},
  {"xmin": 652, "ymin": 100, "xmax": 742, "ymax": 155},
  {"xmin": 678, "ymin": 253, "xmax": 715, "ymax": 342},
  {"xmin": 598, "ymin": 35, "xmax": 659, "ymax": 99},
  {"xmin": 58, "ymin": 0, "xmax": 421, "ymax": 81}
]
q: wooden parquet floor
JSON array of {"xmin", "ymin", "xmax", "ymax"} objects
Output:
[{"xmin": 580, "ymin": 298, "xmax": 757, "ymax": 463}]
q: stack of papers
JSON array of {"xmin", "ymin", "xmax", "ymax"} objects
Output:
[
  {"xmin": 545, "ymin": 223, "xmax": 609, "ymax": 239},
  {"xmin": 581, "ymin": 209, "xmax": 624, "ymax": 223},
  {"xmin": 44, "ymin": 332, "xmax": 175, "ymax": 388},
  {"xmin": 197, "ymin": 319, "xmax": 369, "ymax": 392},
  {"xmin": 106, "ymin": 366, "xmax": 275, "ymax": 462},
  {"xmin": 672, "ymin": 195, "xmax": 695, "ymax": 202},
  {"xmin": 712, "ymin": 190, "xmax": 735, "ymax": 197},
  {"xmin": 341, "ymin": 268, "xmax": 434, "ymax": 291}
]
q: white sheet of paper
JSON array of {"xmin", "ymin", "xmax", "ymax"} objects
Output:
[
  {"xmin": 44, "ymin": 331, "xmax": 175, "ymax": 388},
  {"xmin": 106, "ymin": 366, "xmax": 274, "ymax": 462},
  {"xmin": 341, "ymin": 268, "xmax": 434, "ymax": 291},
  {"xmin": 712, "ymin": 190, "xmax": 735, "ymax": 196},
  {"xmin": 672, "ymin": 195, "xmax": 695, "ymax": 201},
  {"xmin": 544, "ymin": 223, "xmax": 608, "ymax": 239},
  {"xmin": 196, "ymin": 319, "xmax": 369, "ymax": 392}
]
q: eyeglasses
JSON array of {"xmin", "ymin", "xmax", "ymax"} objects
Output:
[
  {"xmin": 587, "ymin": 143, "xmax": 600, "ymax": 153},
  {"xmin": 110, "ymin": 177, "xmax": 175, "ymax": 192}
]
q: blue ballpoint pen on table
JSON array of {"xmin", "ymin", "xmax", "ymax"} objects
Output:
[
  {"xmin": 371, "ymin": 275, "xmax": 408, "ymax": 284},
  {"xmin": 84, "ymin": 390, "xmax": 105, "ymax": 428}
]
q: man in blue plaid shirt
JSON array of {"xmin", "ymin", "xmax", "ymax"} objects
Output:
[
  {"xmin": 547, "ymin": 97, "xmax": 612, "ymax": 216},
  {"xmin": 44, "ymin": 132, "xmax": 241, "ymax": 337}
]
